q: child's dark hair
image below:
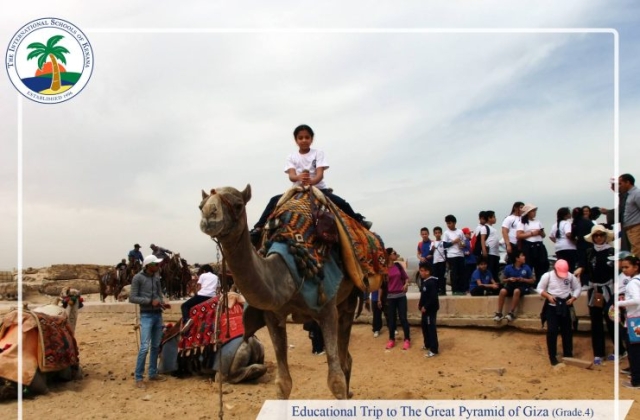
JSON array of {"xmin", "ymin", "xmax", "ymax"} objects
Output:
[
  {"xmin": 555, "ymin": 207, "xmax": 571, "ymax": 238},
  {"xmin": 294, "ymin": 124, "xmax": 314, "ymax": 138},
  {"xmin": 509, "ymin": 201, "xmax": 524, "ymax": 215},
  {"xmin": 445, "ymin": 215, "xmax": 457, "ymax": 223},
  {"xmin": 512, "ymin": 250, "xmax": 525, "ymax": 260},
  {"xmin": 418, "ymin": 262, "xmax": 432, "ymax": 272},
  {"xmin": 485, "ymin": 210, "xmax": 495, "ymax": 219},
  {"xmin": 420, "ymin": 227, "xmax": 429, "ymax": 234},
  {"xmin": 623, "ymin": 254, "xmax": 640, "ymax": 267},
  {"xmin": 433, "ymin": 226, "xmax": 442, "ymax": 234},
  {"xmin": 478, "ymin": 211, "xmax": 487, "ymax": 221},
  {"xmin": 477, "ymin": 256, "xmax": 488, "ymax": 265}
]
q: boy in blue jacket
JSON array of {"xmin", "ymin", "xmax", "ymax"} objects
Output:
[{"xmin": 418, "ymin": 262, "xmax": 440, "ymax": 357}]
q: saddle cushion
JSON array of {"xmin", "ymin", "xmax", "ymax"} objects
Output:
[{"xmin": 261, "ymin": 187, "xmax": 387, "ymax": 295}]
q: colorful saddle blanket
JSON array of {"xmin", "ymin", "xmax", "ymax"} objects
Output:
[
  {"xmin": 260, "ymin": 187, "xmax": 387, "ymax": 303},
  {"xmin": 179, "ymin": 296, "xmax": 245, "ymax": 351},
  {"xmin": 0, "ymin": 310, "xmax": 79, "ymax": 376}
]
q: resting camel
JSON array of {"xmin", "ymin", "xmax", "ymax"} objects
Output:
[
  {"xmin": 199, "ymin": 185, "xmax": 384, "ymax": 399},
  {"xmin": 0, "ymin": 288, "xmax": 82, "ymax": 399}
]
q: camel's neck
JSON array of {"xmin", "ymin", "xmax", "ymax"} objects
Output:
[
  {"xmin": 219, "ymin": 224, "xmax": 297, "ymax": 311},
  {"xmin": 65, "ymin": 305, "xmax": 79, "ymax": 334}
]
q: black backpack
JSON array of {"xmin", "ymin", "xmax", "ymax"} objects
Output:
[{"xmin": 472, "ymin": 225, "xmax": 490, "ymax": 257}]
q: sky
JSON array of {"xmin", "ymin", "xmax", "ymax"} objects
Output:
[{"xmin": 1, "ymin": 0, "xmax": 639, "ymax": 270}]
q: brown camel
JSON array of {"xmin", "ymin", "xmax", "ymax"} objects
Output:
[{"xmin": 199, "ymin": 185, "xmax": 364, "ymax": 400}]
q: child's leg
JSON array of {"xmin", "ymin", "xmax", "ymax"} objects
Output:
[
  {"xmin": 629, "ymin": 343, "xmax": 640, "ymax": 385},
  {"xmin": 253, "ymin": 194, "xmax": 283, "ymax": 229},
  {"xmin": 321, "ymin": 190, "xmax": 367, "ymax": 223},
  {"xmin": 397, "ymin": 296, "xmax": 410, "ymax": 341},
  {"xmin": 589, "ymin": 304, "xmax": 606, "ymax": 358},
  {"xmin": 428, "ymin": 313, "xmax": 439, "ymax": 354},
  {"xmin": 421, "ymin": 312, "xmax": 429, "ymax": 348},
  {"xmin": 372, "ymin": 300, "xmax": 382, "ymax": 333},
  {"xmin": 559, "ymin": 312, "xmax": 574, "ymax": 358},
  {"xmin": 386, "ymin": 298, "xmax": 398, "ymax": 341},
  {"xmin": 545, "ymin": 305, "xmax": 560, "ymax": 362}
]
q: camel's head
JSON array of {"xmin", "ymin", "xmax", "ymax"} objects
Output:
[{"xmin": 199, "ymin": 185, "xmax": 251, "ymax": 239}]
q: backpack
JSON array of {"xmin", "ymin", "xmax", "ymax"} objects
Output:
[{"xmin": 471, "ymin": 225, "xmax": 490, "ymax": 257}]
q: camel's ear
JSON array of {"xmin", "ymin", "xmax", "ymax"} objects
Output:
[
  {"xmin": 241, "ymin": 184, "xmax": 252, "ymax": 204},
  {"xmin": 201, "ymin": 189, "xmax": 208, "ymax": 200}
]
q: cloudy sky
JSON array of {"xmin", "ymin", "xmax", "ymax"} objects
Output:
[{"xmin": 1, "ymin": 1, "xmax": 639, "ymax": 270}]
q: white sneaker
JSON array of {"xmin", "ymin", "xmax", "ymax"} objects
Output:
[
  {"xmin": 373, "ymin": 331, "xmax": 380, "ymax": 338},
  {"xmin": 505, "ymin": 312, "xmax": 515, "ymax": 322},
  {"xmin": 493, "ymin": 313, "xmax": 504, "ymax": 322},
  {"xmin": 425, "ymin": 351, "xmax": 437, "ymax": 358}
]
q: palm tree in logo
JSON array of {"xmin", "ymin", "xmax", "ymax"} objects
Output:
[{"xmin": 26, "ymin": 35, "xmax": 70, "ymax": 92}]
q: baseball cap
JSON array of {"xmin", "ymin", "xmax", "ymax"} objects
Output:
[
  {"xmin": 461, "ymin": 227, "xmax": 471, "ymax": 235},
  {"xmin": 554, "ymin": 259, "xmax": 569, "ymax": 278},
  {"xmin": 143, "ymin": 255, "xmax": 164, "ymax": 267}
]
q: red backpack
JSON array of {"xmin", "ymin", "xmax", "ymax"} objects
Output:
[{"xmin": 471, "ymin": 225, "xmax": 490, "ymax": 256}]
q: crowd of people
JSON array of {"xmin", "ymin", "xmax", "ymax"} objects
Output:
[{"xmin": 373, "ymin": 174, "xmax": 640, "ymax": 389}]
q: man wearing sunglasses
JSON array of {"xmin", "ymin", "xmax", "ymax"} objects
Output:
[{"xmin": 129, "ymin": 255, "xmax": 170, "ymax": 389}]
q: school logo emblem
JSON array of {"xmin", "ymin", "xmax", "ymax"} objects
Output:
[{"xmin": 5, "ymin": 18, "xmax": 94, "ymax": 104}]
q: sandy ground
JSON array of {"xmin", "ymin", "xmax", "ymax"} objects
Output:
[{"xmin": 1, "ymin": 294, "xmax": 638, "ymax": 420}]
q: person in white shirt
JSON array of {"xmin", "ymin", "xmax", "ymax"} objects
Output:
[
  {"xmin": 537, "ymin": 259, "xmax": 582, "ymax": 365},
  {"xmin": 501, "ymin": 201, "xmax": 524, "ymax": 264},
  {"xmin": 483, "ymin": 211, "xmax": 501, "ymax": 283},
  {"xmin": 516, "ymin": 203, "xmax": 549, "ymax": 286},
  {"xmin": 252, "ymin": 124, "xmax": 371, "ymax": 237},
  {"xmin": 430, "ymin": 226, "xmax": 447, "ymax": 296},
  {"xmin": 549, "ymin": 207, "xmax": 577, "ymax": 271},
  {"xmin": 180, "ymin": 264, "xmax": 219, "ymax": 334},
  {"xmin": 617, "ymin": 254, "xmax": 640, "ymax": 388},
  {"xmin": 443, "ymin": 214, "xmax": 467, "ymax": 295}
]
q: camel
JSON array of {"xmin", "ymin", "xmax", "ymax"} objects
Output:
[
  {"xmin": 0, "ymin": 288, "xmax": 83, "ymax": 399},
  {"xmin": 199, "ymin": 185, "xmax": 382, "ymax": 399},
  {"xmin": 161, "ymin": 292, "xmax": 266, "ymax": 384}
]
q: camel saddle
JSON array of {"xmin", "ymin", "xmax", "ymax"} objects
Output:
[
  {"xmin": 259, "ymin": 186, "xmax": 387, "ymax": 308},
  {"xmin": 0, "ymin": 309, "xmax": 79, "ymax": 385}
]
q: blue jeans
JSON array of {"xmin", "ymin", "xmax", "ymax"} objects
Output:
[{"xmin": 135, "ymin": 312, "xmax": 163, "ymax": 381}]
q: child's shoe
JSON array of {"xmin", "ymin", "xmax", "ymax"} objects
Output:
[
  {"xmin": 402, "ymin": 339, "xmax": 410, "ymax": 350},
  {"xmin": 385, "ymin": 340, "xmax": 395, "ymax": 350},
  {"xmin": 593, "ymin": 357, "xmax": 603, "ymax": 366}
]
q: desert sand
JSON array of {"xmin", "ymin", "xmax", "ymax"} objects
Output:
[{"xmin": 1, "ymin": 290, "xmax": 638, "ymax": 420}]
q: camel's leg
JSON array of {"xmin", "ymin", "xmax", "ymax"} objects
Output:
[
  {"xmin": 264, "ymin": 311, "xmax": 292, "ymax": 399},
  {"xmin": 225, "ymin": 339, "xmax": 267, "ymax": 384},
  {"xmin": 336, "ymin": 287, "xmax": 359, "ymax": 399},
  {"xmin": 317, "ymin": 300, "xmax": 348, "ymax": 399}
]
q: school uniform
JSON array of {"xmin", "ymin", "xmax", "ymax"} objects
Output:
[
  {"xmin": 418, "ymin": 275, "xmax": 440, "ymax": 353},
  {"xmin": 618, "ymin": 275, "xmax": 640, "ymax": 386},
  {"xmin": 517, "ymin": 219, "xmax": 549, "ymax": 285},
  {"xmin": 430, "ymin": 240, "xmax": 447, "ymax": 296},
  {"xmin": 536, "ymin": 271, "xmax": 581, "ymax": 364}
]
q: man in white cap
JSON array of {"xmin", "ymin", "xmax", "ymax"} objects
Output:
[{"xmin": 129, "ymin": 255, "xmax": 170, "ymax": 388}]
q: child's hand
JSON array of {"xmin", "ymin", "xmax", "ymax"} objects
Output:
[{"xmin": 300, "ymin": 170, "xmax": 311, "ymax": 185}]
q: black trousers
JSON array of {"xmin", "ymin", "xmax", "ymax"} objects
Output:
[
  {"xmin": 545, "ymin": 302, "xmax": 573, "ymax": 361},
  {"xmin": 421, "ymin": 312, "xmax": 439, "ymax": 353},
  {"xmin": 433, "ymin": 262, "xmax": 447, "ymax": 295},
  {"xmin": 629, "ymin": 342, "xmax": 640, "ymax": 386},
  {"xmin": 303, "ymin": 321, "xmax": 325, "ymax": 353},
  {"xmin": 588, "ymin": 292, "xmax": 615, "ymax": 358},
  {"xmin": 386, "ymin": 296, "xmax": 410, "ymax": 341},
  {"xmin": 372, "ymin": 299, "xmax": 384, "ymax": 333},
  {"xmin": 255, "ymin": 190, "xmax": 364, "ymax": 228},
  {"xmin": 181, "ymin": 294, "xmax": 212, "ymax": 323},
  {"xmin": 556, "ymin": 249, "xmax": 578, "ymax": 272},
  {"xmin": 448, "ymin": 256, "xmax": 466, "ymax": 294},
  {"xmin": 522, "ymin": 241, "xmax": 549, "ymax": 286}
]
